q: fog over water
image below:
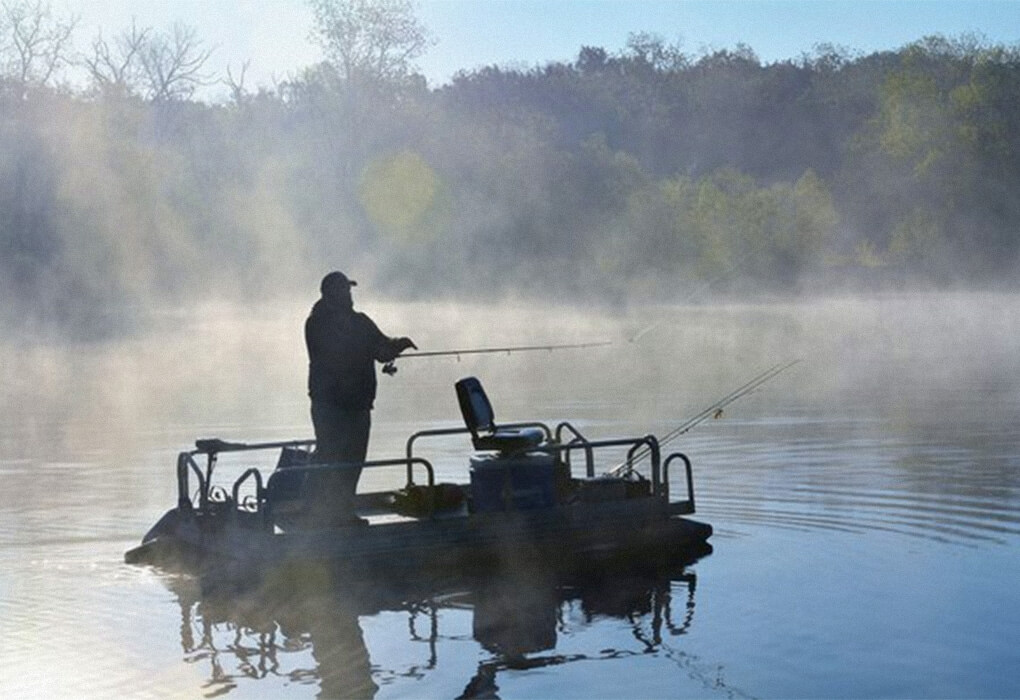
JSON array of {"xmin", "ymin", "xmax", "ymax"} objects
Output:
[
  {"xmin": 6, "ymin": 290, "xmax": 1016, "ymax": 453},
  {"xmin": 2, "ymin": 291, "xmax": 1016, "ymax": 499},
  {"xmin": 1, "ymin": 291, "xmax": 1018, "ymax": 697}
]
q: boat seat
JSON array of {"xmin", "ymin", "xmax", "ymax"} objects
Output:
[{"xmin": 455, "ymin": 376, "xmax": 545, "ymax": 453}]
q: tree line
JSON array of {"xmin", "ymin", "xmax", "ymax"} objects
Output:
[{"xmin": 2, "ymin": 0, "xmax": 1019, "ymax": 337}]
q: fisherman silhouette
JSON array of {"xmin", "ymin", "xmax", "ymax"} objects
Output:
[{"xmin": 305, "ymin": 271, "xmax": 416, "ymax": 522}]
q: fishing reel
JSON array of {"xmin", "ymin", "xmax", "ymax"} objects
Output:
[{"xmin": 382, "ymin": 361, "xmax": 398, "ymax": 376}]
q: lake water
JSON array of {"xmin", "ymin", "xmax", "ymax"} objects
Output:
[{"xmin": 1, "ymin": 293, "xmax": 1018, "ymax": 698}]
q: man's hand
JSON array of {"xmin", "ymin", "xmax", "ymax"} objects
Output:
[{"xmin": 396, "ymin": 337, "xmax": 418, "ymax": 353}]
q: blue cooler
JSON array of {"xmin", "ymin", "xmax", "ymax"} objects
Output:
[{"xmin": 469, "ymin": 453, "xmax": 557, "ymax": 512}]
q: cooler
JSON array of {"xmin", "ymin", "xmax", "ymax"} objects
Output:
[{"xmin": 469, "ymin": 453, "xmax": 557, "ymax": 512}]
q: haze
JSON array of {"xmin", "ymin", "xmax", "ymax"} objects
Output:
[{"xmin": 0, "ymin": 0, "xmax": 1018, "ymax": 342}]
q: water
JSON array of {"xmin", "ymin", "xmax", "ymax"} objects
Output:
[{"xmin": 1, "ymin": 293, "xmax": 1018, "ymax": 698}]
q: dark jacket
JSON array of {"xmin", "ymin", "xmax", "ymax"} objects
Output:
[{"xmin": 305, "ymin": 299, "xmax": 403, "ymax": 410}]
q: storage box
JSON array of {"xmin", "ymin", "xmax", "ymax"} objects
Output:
[
  {"xmin": 469, "ymin": 454, "xmax": 557, "ymax": 512},
  {"xmin": 576, "ymin": 475, "xmax": 628, "ymax": 502}
]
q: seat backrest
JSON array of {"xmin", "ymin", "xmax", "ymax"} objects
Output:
[{"xmin": 455, "ymin": 376, "xmax": 496, "ymax": 438}]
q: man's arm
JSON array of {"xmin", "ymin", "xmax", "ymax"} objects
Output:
[
  {"xmin": 376, "ymin": 335, "xmax": 417, "ymax": 363},
  {"xmin": 363, "ymin": 314, "xmax": 417, "ymax": 363}
]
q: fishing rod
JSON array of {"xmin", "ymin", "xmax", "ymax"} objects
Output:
[
  {"xmin": 608, "ymin": 359, "xmax": 800, "ymax": 476},
  {"xmin": 381, "ymin": 340, "xmax": 612, "ymax": 375}
]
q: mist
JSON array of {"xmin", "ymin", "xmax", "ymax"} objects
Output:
[
  {"xmin": 1, "ymin": 6, "xmax": 1020, "ymax": 343},
  {"xmin": 2, "ymin": 290, "xmax": 1015, "ymax": 472}
]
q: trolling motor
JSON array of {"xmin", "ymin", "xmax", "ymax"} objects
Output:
[{"xmin": 380, "ymin": 341, "xmax": 612, "ymax": 377}]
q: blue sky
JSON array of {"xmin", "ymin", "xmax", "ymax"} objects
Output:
[{"xmin": 68, "ymin": 0, "xmax": 1020, "ymax": 94}]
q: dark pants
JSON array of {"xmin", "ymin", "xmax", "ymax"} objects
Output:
[
  {"xmin": 310, "ymin": 401, "xmax": 371, "ymax": 520},
  {"xmin": 311, "ymin": 401, "xmax": 371, "ymax": 464}
]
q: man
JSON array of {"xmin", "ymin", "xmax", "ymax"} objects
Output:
[{"xmin": 305, "ymin": 271, "xmax": 416, "ymax": 517}]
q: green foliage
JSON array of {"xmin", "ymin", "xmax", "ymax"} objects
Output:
[
  {"xmin": 307, "ymin": 0, "xmax": 433, "ymax": 85},
  {"xmin": 2, "ymin": 21, "xmax": 1020, "ymax": 335},
  {"xmin": 641, "ymin": 168, "xmax": 836, "ymax": 289}
]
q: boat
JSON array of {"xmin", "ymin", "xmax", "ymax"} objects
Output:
[{"xmin": 125, "ymin": 376, "xmax": 712, "ymax": 585}]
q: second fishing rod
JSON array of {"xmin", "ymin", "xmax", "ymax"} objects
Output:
[{"xmin": 608, "ymin": 359, "xmax": 800, "ymax": 476}]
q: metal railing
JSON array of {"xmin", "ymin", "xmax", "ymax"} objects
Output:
[
  {"xmin": 406, "ymin": 421, "xmax": 678, "ymax": 499},
  {"xmin": 174, "ymin": 437, "xmax": 435, "ymax": 518},
  {"xmin": 404, "ymin": 422, "xmax": 552, "ymax": 484},
  {"xmin": 554, "ymin": 421, "xmax": 596, "ymax": 477},
  {"xmin": 530, "ymin": 434, "xmax": 663, "ymax": 493},
  {"xmin": 663, "ymin": 452, "xmax": 696, "ymax": 514},
  {"xmin": 172, "ymin": 431, "xmax": 696, "ymax": 523},
  {"xmin": 263, "ymin": 457, "xmax": 437, "ymax": 522},
  {"xmin": 176, "ymin": 438, "xmax": 316, "ymax": 512}
]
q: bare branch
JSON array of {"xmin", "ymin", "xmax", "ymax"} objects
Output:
[
  {"xmin": 138, "ymin": 21, "xmax": 215, "ymax": 101},
  {"xmin": 224, "ymin": 59, "xmax": 251, "ymax": 105},
  {"xmin": 0, "ymin": 0, "xmax": 77, "ymax": 96},
  {"xmin": 81, "ymin": 19, "xmax": 150, "ymax": 95}
]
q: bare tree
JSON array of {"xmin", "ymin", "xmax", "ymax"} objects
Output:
[
  {"xmin": 138, "ymin": 22, "xmax": 214, "ymax": 101},
  {"xmin": 307, "ymin": 0, "xmax": 433, "ymax": 84},
  {"xmin": 224, "ymin": 59, "xmax": 251, "ymax": 106},
  {"xmin": 81, "ymin": 19, "xmax": 150, "ymax": 97},
  {"xmin": 0, "ymin": 0, "xmax": 77, "ymax": 97}
]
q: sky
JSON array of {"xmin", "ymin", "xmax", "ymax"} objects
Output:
[{"xmin": 65, "ymin": 0, "xmax": 1020, "ymax": 96}]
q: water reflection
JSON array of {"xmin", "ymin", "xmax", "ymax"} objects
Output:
[
  {"xmin": 458, "ymin": 572, "xmax": 699, "ymax": 699},
  {"xmin": 173, "ymin": 574, "xmax": 377, "ymax": 697},
  {"xmin": 164, "ymin": 563, "xmax": 701, "ymax": 698}
]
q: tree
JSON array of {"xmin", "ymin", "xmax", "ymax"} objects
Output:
[
  {"xmin": 576, "ymin": 45, "xmax": 608, "ymax": 74},
  {"xmin": 0, "ymin": 0, "xmax": 76, "ymax": 97},
  {"xmin": 307, "ymin": 0, "xmax": 433, "ymax": 84},
  {"xmin": 138, "ymin": 22, "xmax": 214, "ymax": 101},
  {"xmin": 224, "ymin": 59, "xmax": 252, "ymax": 106},
  {"xmin": 83, "ymin": 21, "xmax": 215, "ymax": 102},
  {"xmin": 622, "ymin": 31, "xmax": 688, "ymax": 72},
  {"xmin": 81, "ymin": 20, "xmax": 150, "ymax": 97}
]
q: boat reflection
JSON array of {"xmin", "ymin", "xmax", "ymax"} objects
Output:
[
  {"xmin": 458, "ymin": 570, "xmax": 699, "ymax": 699},
  {"xmin": 165, "ymin": 560, "xmax": 704, "ymax": 698}
]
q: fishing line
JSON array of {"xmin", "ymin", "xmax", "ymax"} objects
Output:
[{"xmin": 608, "ymin": 359, "xmax": 800, "ymax": 476}]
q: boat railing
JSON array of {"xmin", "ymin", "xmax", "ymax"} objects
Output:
[
  {"xmin": 263, "ymin": 457, "xmax": 436, "ymax": 492},
  {"xmin": 173, "ymin": 434, "xmax": 694, "ymax": 520},
  {"xmin": 176, "ymin": 452, "xmax": 208, "ymax": 511},
  {"xmin": 407, "ymin": 426, "xmax": 682, "ymax": 508},
  {"xmin": 174, "ymin": 437, "xmax": 437, "ymax": 518},
  {"xmin": 404, "ymin": 422, "xmax": 553, "ymax": 484},
  {"xmin": 176, "ymin": 438, "xmax": 317, "ymax": 512},
  {"xmin": 663, "ymin": 452, "xmax": 696, "ymax": 515},
  {"xmin": 527, "ymin": 434, "xmax": 664, "ymax": 493},
  {"xmin": 232, "ymin": 468, "xmax": 264, "ymax": 510},
  {"xmin": 554, "ymin": 422, "xmax": 596, "ymax": 477},
  {"xmin": 261, "ymin": 457, "xmax": 437, "ymax": 522}
]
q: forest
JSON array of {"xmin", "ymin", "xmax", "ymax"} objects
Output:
[{"xmin": 2, "ymin": 0, "xmax": 1019, "ymax": 337}]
